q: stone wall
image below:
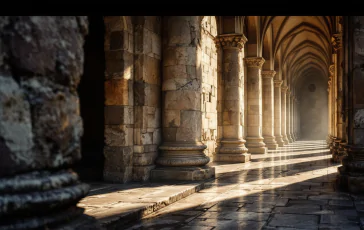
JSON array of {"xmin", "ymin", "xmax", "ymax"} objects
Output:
[
  {"xmin": 103, "ymin": 16, "xmax": 135, "ymax": 183},
  {"xmin": 200, "ymin": 16, "xmax": 218, "ymax": 158},
  {"xmin": 133, "ymin": 16, "xmax": 162, "ymax": 181},
  {"xmin": 299, "ymin": 75, "xmax": 328, "ymax": 140}
]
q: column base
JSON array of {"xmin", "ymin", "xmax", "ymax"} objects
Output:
[
  {"xmin": 331, "ymin": 139, "xmax": 344, "ymax": 163},
  {"xmin": 337, "ymin": 145, "xmax": 364, "ymax": 193},
  {"xmin": 245, "ymin": 137, "xmax": 267, "ymax": 154},
  {"xmin": 282, "ymin": 135, "xmax": 289, "ymax": 145},
  {"xmin": 287, "ymin": 134, "xmax": 294, "ymax": 143},
  {"xmin": 275, "ymin": 135, "xmax": 285, "ymax": 147},
  {"xmin": 215, "ymin": 139, "xmax": 251, "ymax": 162},
  {"xmin": 150, "ymin": 166, "xmax": 215, "ymax": 181},
  {"xmin": 214, "ymin": 153, "xmax": 251, "ymax": 162},
  {"xmin": 263, "ymin": 136, "xmax": 278, "ymax": 150}
]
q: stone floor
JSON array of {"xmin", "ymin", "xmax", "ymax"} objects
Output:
[{"xmin": 122, "ymin": 140, "xmax": 364, "ymax": 230}]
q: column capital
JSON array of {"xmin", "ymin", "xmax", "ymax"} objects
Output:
[
  {"xmin": 331, "ymin": 33, "xmax": 343, "ymax": 52},
  {"xmin": 329, "ymin": 64, "xmax": 335, "ymax": 76},
  {"xmin": 281, "ymin": 85, "xmax": 288, "ymax": 92},
  {"xmin": 274, "ymin": 79, "xmax": 283, "ymax": 87},
  {"xmin": 244, "ymin": 57, "xmax": 265, "ymax": 69},
  {"xmin": 261, "ymin": 70, "xmax": 276, "ymax": 78},
  {"xmin": 214, "ymin": 33, "xmax": 247, "ymax": 50}
]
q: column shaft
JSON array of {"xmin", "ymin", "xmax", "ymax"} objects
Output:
[
  {"xmin": 262, "ymin": 70, "xmax": 278, "ymax": 149},
  {"xmin": 214, "ymin": 34, "xmax": 250, "ymax": 162},
  {"xmin": 281, "ymin": 86, "xmax": 289, "ymax": 145},
  {"xmin": 151, "ymin": 16, "xmax": 215, "ymax": 181},
  {"xmin": 274, "ymin": 80, "xmax": 284, "ymax": 146},
  {"xmin": 290, "ymin": 95, "xmax": 296, "ymax": 141},
  {"xmin": 286, "ymin": 89, "xmax": 293, "ymax": 143},
  {"xmin": 244, "ymin": 57, "xmax": 267, "ymax": 154}
]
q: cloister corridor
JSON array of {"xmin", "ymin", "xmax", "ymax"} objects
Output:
[{"xmin": 3, "ymin": 16, "xmax": 364, "ymax": 230}]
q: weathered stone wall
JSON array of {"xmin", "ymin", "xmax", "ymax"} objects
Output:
[
  {"xmin": 133, "ymin": 16, "xmax": 162, "ymax": 181},
  {"xmin": 299, "ymin": 75, "xmax": 328, "ymax": 140},
  {"xmin": 0, "ymin": 16, "xmax": 100, "ymax": 229},
  {"xmin": 103, "ymin": 16, "xmax": 134, "ymax": 183},
  {"xmin": 200, "ymin": 16, "xmax": 218, "ymax": 158}
]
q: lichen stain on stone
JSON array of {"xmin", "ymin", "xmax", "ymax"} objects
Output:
[{"xmin": 354, "ymin": 109, "xmax": 364, "ymax": 128}]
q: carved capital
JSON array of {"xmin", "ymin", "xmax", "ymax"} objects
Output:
[
  {"xmin": 281, "ymin": 85, "xmax": 288, "ymax": 92},
  {"xmin": 274, "ymin": 79, "xmax": 283, "ymax": 87},
  {"xmin": 332, "ymin": 33, "xmax": 343, "ymax": 52},
  {"xmin": 261, "ymin": 70, "xmax": 276, "ymax": 78},
  {"xmin": 214, "ymin": 34, "xmax": 247, "ymax": 50},
  {"xmin": 244, "ymin": 57, "xmax": 265, "ymax": 69},
  {"xmin": 329, "ymin": 64, "xmax": 335, "ymax": 76}
]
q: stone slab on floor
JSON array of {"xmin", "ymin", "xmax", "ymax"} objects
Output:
[{"xmin": 78, "ymin": 180, "xmax": 212, "ymax": 228}]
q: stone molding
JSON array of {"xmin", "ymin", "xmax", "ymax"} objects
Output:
[
  {"xmin": 332, "ymin": 33, "xmax": 343, "ymax": 52},
  {"xmin": 244, "ymin": 57, "xmax": 265, "ymax": 69},
  {"xmin": 274, "ymin": 80, "xmax": 283, "ymax": 88},
  {"xmin": 214, "ymin": 34, "xmax": 247, "ymax": 50},
  {"xmin": 261, "ymin": 70, "xmax": 276, "ymax": 78},
  {"xmin": 281, "ymin": 85, "xmax": 288, "ymax": 92},
  {"xmin": 329, "ymin": 64, "xmax": 335, "ymax": 76}
]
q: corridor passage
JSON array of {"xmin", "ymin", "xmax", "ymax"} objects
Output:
[{"xmin": 125, "ymin": 141, "xmax": 362, "ymax": 230}]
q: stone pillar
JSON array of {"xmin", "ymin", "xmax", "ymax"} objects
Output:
[
  {"xmin": 294, "ymin": 97, "xmax": 298, "ymax": 140},
  {"xmin": 337, "ymin": 16, "xmax": 364, "ymax": 193},
  {"xmin": 281, "ymin": 85, "xmax": 289, "ymax": 145},
  {"xmin": 329, "ymin": 64, "xmax": 340, "ymax": 156},
  {"xmin": 290, "ymin": 94, "xmax": 296, "ymax": 141},
  {"xmin": 151, "ymin": 16, "xmax": 215, "ymax": 181},
  {"xmin": 286, "ymin": 88, "xmax": 293, "ymax": 143},
  {"xmin": 0, "ymin": 17, "xmax": 100, "ymax": 229},
  {"xmin": 327, "ymin": 76, "xmax": 333, "ymax": 146},
  {"xmin": 262, "ymin": 70, "xmax": 278, "ymax": 150},
  {"xmin": 274, "ymin": 80, "xmax": 285, "ymax": 146},
  {"xmin": 244, "ymin": 57, "xmax": 267, "ymax": 154},
  {"xmin": 214, "ymin": 34, "xmax": 251, "ymax": 162}
]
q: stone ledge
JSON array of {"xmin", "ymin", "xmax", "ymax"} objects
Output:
[
  {"xmin": 78, "ymin": 179, "xmax": 213, "ymax": 229},
  {"xmin": 150, "ymin": 166, "xmax": 215, "ymax": 181}
]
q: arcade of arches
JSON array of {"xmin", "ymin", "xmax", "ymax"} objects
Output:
[{"xmin": 1, "ymin": 16, "xmax": 364, "ymax": 229}]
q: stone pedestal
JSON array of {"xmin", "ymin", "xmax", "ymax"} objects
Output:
[
  {"xmin": 337, "ymin": 145, "xmax": 364, "ymax": 193},
  {"xmin": 213, "ymin": 34, "xmax": 250, "ymax": 162},
  {"xmin": 262, "ymin": 70, "xmax": 278, "ymax": 150},
  {"xmin": 0, "ymin": 16, "xmax": 101, "ymax": 229},
  {"xmin": 151, "ymin": 16, "xmax": 215, "ymax": 181},
  {"xmin": 274, "ymin": 80, "xmax": 285, "ymax": 147},
  {"xmin": 281, "ymin": 86, "xmax": 290, "ymax": 145},
  {"xmin": 244, "ymin": 57, "xmax": 267, "ymax": 154}
]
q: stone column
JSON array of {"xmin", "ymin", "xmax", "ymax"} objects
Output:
[
  {"xmin": 0, "ymin": 17, "xmax": 100, "ymax": 229},
  {"xmin": 214, "ymin": 34, "xmax": 251, "ymax": 162},
  {"xmin": 286, "ymin": 88, "xmax": 293, "ymax": 143},
  {"xmin": 327, "ymin": 76, "xmax": 333, "ymax": 146},
  {"xmin": 290, "ymin": 94, "xmax": 296, "ymax": 141},
  {"xmin": 281, "ymin": 85, "xmax": 289, "ymax": 145},
  {"xmin": 274, "ymin": 80, "xmax": 285, "ymax": 146},
  {"xmin": 329, "ymin": 64, "xmax": 340, "ymax": 156},
  {"xmin": 151, "ymin": 16, "xmax": 215, "ymax": 181},
  {"xmin": 244, "ymin": 57, "xmax": 267, "ymax": 154},
  {"xmin": 294, "ymin": 97, "xmax": 298, "ymax": 140},
  {"xmin": 262, "ymin": 70, "xmax": 278, "ymax": 149},
  {"xmin": 337, "ymin": 16, "xmax": 364, "ymax": 193}
]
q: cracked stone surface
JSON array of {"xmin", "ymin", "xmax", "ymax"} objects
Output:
[{"xmin": 81, "ymin": 140, "xmax": 361, "ymax": 229}]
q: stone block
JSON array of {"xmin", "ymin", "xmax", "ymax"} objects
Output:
[
  {"xmin": 151, "ymin": 32, "xmax": 161, "ymax": 59},
  {"xmin": 134, "ymin": 54, "xmax": 161, "ymax": 85},
  {"xmin": 150, "ymin": 166, "xmax": 215, "ymax": 181},
  {"xmin": 176, "ymin": 111, "xmax": 201, "ymax": 142},
  {"xmin": 134, "ymin": 106, "xmax": 148, "ymax": 130},
  {"xmin": 133, "ymin": 165, "xmax": 156, "ymax": 181},
  {"xmin": 103, "ymin": 146, "xmax": 133, "ymax": 183},
  {"xmin": 214, "ymin": 153, "xmax": 251, "ymax": 163},
  {"xmin": 104, "ymin": 105, "xmax": 133, "ymax": 125},
  {"xmin": 105, "ymin": 50, "xmax": 133, "ymax": 79},
  {"xmin": 133, "ymin": 151, "xmax": 158, "ymax": 166},
  {"xmin": 105, "ymin": 125, "xmax": 133, "ymax": 147},
  {"xmin": 163, "ymin": 127, "xmax": 177, "ymax": 142},
  {"xmin": 141, "ymin": 132, "xmax": 153, "ymax": 145},
  {"xmin": 163, "ymin": 110, "xmax": 181, "ymax": 128},
  {"xmin": 153, "ymin": 128, "xmax": 162, "ymax": 145},
  {"xmin": 105, "ymin": 78, "xmax": 131, "ymax": 105},
  {"xmin": 109, "ymin": 30, "xmax": 129, "ymax": 51},
  {"xmin": 164, "ymin": 91, "xmax": 201, "ymax": 111}
]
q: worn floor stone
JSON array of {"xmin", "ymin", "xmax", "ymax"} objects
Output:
[{"xmin": 82, "ymin": 141, "xmax": 362, "ymax": 229}]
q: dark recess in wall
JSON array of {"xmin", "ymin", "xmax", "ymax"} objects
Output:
[{"xmin": 74, "ymin": 16, "xmax": 105, "ymax": 181}]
